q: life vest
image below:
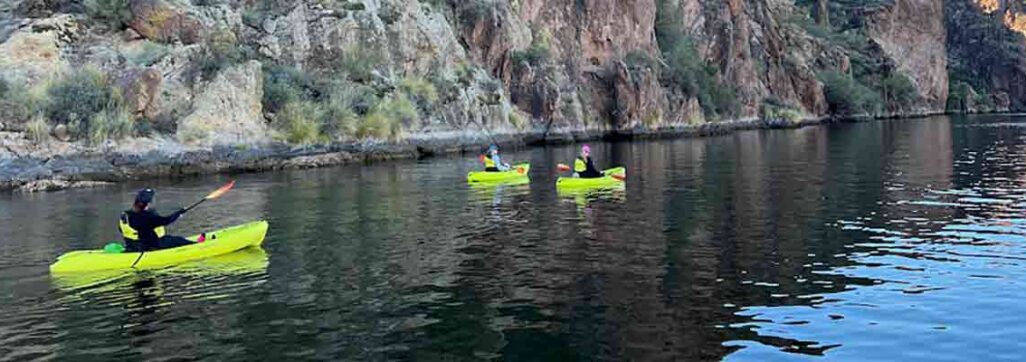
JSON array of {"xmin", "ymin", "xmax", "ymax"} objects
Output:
[
  {"xmin": 119, "ymin": 212, "xmax": 165, "ymax": 241},
  {"xmin": 574, "ymin": 157, "xmax": 587, "ymax": 173},
  {"xmin": 483, "ymin": 154, "xmax": 497, "ymax": 169}
]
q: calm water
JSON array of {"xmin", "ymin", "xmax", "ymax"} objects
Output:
[{"xmin": 3, "ymin": 115, "xmax": 1026, "ymax": 361}]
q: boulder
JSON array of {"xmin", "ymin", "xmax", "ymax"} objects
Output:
[
  {"xmin": 0, "ymin": 14, "xmax": 77, "ymax": 85},
  {"xmin": 128, "ymin": 0, "xmax": 206, "ymax": 44},
  {"xmin": 176, "ymin": 60, "xmax": 268, "ymax": 145}
]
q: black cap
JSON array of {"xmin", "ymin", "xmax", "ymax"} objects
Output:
[{"xmin": 135, "ymin": 188, "xmax": 155, "ymax": 204}]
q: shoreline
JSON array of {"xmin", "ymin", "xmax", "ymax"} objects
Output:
[{"xmin": 0, "ymin": 112, "xmax": 1008, "ymax": 193}]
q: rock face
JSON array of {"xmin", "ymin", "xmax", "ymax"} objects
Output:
[
  {"xmin": 0, "ymin": 14, "xmax": 77, "ymax": 84},
  {"xmin": 865, "ymin": 0, "xmax": 949, "ymax": 111},
  {"xmin": 947, "ymin": 0, "xmax": 1026, "ymax": 111},
  {"xmin": 176, "ymin": 61, "xmax": 268, "ymax": 145},
  {"xmin": 128, "ymin": 0, "xmax": 207, "ymax": 44}
]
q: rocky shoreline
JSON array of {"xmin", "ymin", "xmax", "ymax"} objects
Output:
[{"xmin": 0, "ymin": 114, "xmax": 916, "ymax": 193}]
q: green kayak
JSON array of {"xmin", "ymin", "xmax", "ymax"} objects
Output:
[
  {"xmin": 467, "ymin": 163, "xmax": 530, "ymax": 184},
  {"xmin": 556, "ymin": 167, "xmax": 626, "ymax": 190}
]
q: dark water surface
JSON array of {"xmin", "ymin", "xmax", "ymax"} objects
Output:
[{"xmin": 3, "ymin": 115, "xmax": 1026, "ymax": 361}]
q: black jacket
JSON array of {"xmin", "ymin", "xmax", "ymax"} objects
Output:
[{"xmin": 125, "ymin": 208, "xmax": 184, "ymax": 245}]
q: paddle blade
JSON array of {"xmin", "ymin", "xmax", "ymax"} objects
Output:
[
  {"xmin": 557, "ymin": 164, "xmax": 572, "ymax": 172},
  {"xmin": 205, "ymin": 180, "xmax": 235, "ymax": 200}
]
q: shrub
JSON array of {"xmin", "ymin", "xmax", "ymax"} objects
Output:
[
  {"xmin": 947, "ymin": 81, "xmax": 973, "ymax": 112},
  {"xmin": 126, "ymin": 41, "xmax": 170, "ymax": 66},
  {"xmin": 87, "ymin": 102, "xmax": 134, "ymax": 145},
  {"xmin": 399, "ymin": 76, "xmax": 438, "ymax": 111},
  {"xmin": 880, "ymin": 73, "xmax": 919, "ymax": 111},
  {"xmin": 335, "ymin": 45, "xmax": 387, "ymax": 82},
  {"xmin": 277, "ymin": 101, "xmax": 324, "ymax": 144},
  {"xmin": 511, "ymin": 28, "xmax": 552, "ymax": 67},
  {"xmin": 47, "ymin": 67, "xmax": 112, "ymax": 126},
  {"xmin": 820, "ymin": 71, "xmax": 881, "ymax": 116},
  {"xmin": 25, "ymin": 117, "xmax": 51, "ymax": 143},
  {"xmin": 195, "ymin": 29, "xmax": 245, "ymax": 81},
  {"xmin": 457, "ymin": 0, "xmax": 500, "ymax": 25},
  {"xmin": 86, "ymin": 0, "xmax": 132, "ymax": 29},
  {"xmin": 263, "ymin": 65, "xmax": 316, "ymax": 114},
  {"xmin": 0, "ymin": 80, "xmax": 49, "ymax": 125},
  {"xmin": 357, "ymin": 96, "xmax": 415, "ymax": 140}
]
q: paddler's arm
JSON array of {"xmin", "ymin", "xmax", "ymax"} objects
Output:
[{"xmin": 146, "ymin": 209, "xmax": 186, "ymax": 227}]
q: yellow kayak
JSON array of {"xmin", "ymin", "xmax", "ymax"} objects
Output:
[
  {"xmin": 556, "ymin": 167, "xmax": 626, "ymax": 190},
  {"xmin": 52, "ymin": 247, "xmax": 270, "ymax": 291},
  {"xmin": 467, "ymin": 163, "xmax": 530, "ymax": 183},
  {"xmin": 50, "ymin": 221, "xmax": 269, "ymax": 273}
]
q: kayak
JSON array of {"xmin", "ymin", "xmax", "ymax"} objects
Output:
[
  {"xmin": 50, "ymin": 221, "xmax": 269, "ymax": 273},
  {"xmin": 52, "ymin": 247, "xmax": 269, "ymax": 291},
  {"xmin": 467, "ymin": 163, "xmax": 530, "ymax": 183},
  {"xmin": 556, "ymin": 167, "xmax": 626, "ymax": 190}
]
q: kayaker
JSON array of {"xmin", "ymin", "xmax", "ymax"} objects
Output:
[
  {"xmin": 482, "ymin": 144, "xmax": 511, "ymax": 172},
  {"xmin": 574, "ymin": 144, "xmax": 603, "ymax": 179},
  {"xmin": 119, "ymin": 188, "xmax": 195, "ymax": 252}
]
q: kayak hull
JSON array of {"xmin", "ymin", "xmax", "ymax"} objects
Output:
[
  {"xmin": 50, "ymin": 221, "xmax": 269, "ymax": 273},
  {"xmin": 556, "ymin": 167, "xmax": 626, "ymax": 190},
  {"xmin": 467, "ymin": 164, "xmax": 530, "ymax": 183}
]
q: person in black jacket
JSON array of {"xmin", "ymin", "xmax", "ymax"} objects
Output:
[
  {"xmin": 119, "ymin": 188, "xmax": 194, "ymax": 252},
  {"xmin": 573, "ymin": 144, "xmax": 604, "ymax": 179}
]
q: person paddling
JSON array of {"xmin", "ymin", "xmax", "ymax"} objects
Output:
[
  {"xmin": 119, "ymin": 188, "xmax": 196, "ymax": 252},
  {"xmin": 574, "ymin": 144, "xmax": 603, "ymax": 179},
  {"xmin": 481, "ymin": 144, "xmax": 511, "ymax": 172}
]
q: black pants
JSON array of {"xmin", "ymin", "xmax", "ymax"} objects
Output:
[
  {"xmin": 579, "ymin": 169, "xmax": 604, "ymax": 179},
  {"xmin": 126, "ymin": 236, "xmax": 193, "ymax": 252}
]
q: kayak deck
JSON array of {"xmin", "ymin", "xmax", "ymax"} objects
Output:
[
  {"xmin": 556, "ymin": 167, "xmax": 626, "ymax": 190},
  {"xmin": 467, "ymin": 163, "xmax": 530, "ymax": 183},
  {"xmin": 50, "ymin": 220, "xmax": 269, "ymax": 273}
]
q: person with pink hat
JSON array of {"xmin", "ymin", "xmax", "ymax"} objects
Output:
[{"xmin": 573, "ymin": 144, "xmax": 604, "ymax": 178}]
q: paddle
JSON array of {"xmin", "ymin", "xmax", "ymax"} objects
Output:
[
  {"xmin": 131, "ymin": 180, "xmax": 236, "ymax": 268},
  {"xmin": 556, "ymin": 163, "xmax": 626, "ymax": 181}
]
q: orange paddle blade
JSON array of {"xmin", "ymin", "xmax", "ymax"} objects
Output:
[
  {"xmin": 479, "ymin": 155, "xmax": 486, "ymax": 163},
  {"xmin": 557, "ymin": 164, "xmax": 572, "ymax": 172},
  {"xmin": 205, "ymin": 180, "xmax": 235, "ymax": 200}
]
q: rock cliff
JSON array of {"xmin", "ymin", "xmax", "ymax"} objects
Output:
[{"xmin": 0, "ymin": 0, "xmax": 1025, "ymax": 189}]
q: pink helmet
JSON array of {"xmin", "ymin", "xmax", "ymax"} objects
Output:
[{"xmin": 581, "ymin": 144, "xmax": 591, "ymax": 155}]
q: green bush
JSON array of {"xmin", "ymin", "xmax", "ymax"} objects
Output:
[
  {"xmin": 820, "ymin": 71, "xmax": 881, "ymax": 116},
  {"xmin": 334, "ymin": 45, "xmax": 386, "ymax": 82},
  {"xmin": 263, "ymin": 65, "xmax": 316, "ymax": 114},
  {"xmin": 126, "ymin": 41, "xmax": 170, "ymax": 66},
  {"xmin": 357, "ymin": 96, "xmax": 415, "ymax": 140},
  {"xmin": 87, "ymin": 103, "xmax": 134, "ymax": 144},
  {"xmin": 321, "ymin": 92, "xmax": 360, "ymax": 140},
  {"xmin": 880, "ymin": 73, "xmax": 919, "ymax": 111},
  {"xmin": 195, "ymin": 29, "xmax": 245, "ymax": 81},
  {"xmin": 511, "ymin": 29, "xmax": 552, "ymax": 67},
  {"xmin": 277, "ymin": 101, "xmax": 325, "ymax": 144},
  {"xmin": 86, "ymin": 0, "xmax": 132, "ymax": 29},
  {"xmin": 0, "ymin": 80, "xmax": 49, "ymax": 125},
  {"xmin": 947, "ymin": 81, "xmax": 971, "ymax": 112},
  {"xmin": 47, "ymin": 67, "xmax": 112, "ymax": 126},
  {"xmin": 457, "ymin": 0, "xmax": 500, "ymax": 25},
  {"xmin": 399, "ymin": 77, "xmax": 439, "ymax": 109},
  {"xmin": 25, "ymin": 117, "xmax": 51, "ymax": 143}
]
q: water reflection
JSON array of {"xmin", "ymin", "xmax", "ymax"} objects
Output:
[{"xmin": 4, "ymin": 115, "xmax": 1026, "ymax": 360}]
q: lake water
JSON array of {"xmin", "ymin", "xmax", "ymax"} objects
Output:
[{"xmin": 3, "ymin": 114, "xmax": 1026, "ymax": 361}]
